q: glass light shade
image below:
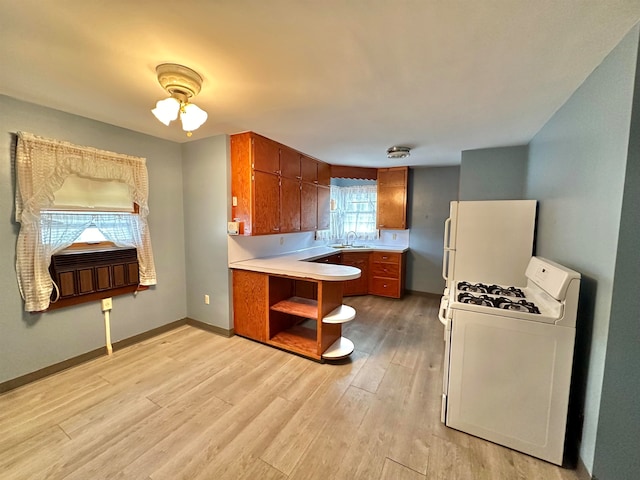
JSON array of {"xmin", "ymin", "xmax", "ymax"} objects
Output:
[
  {"xmin": 180, "ymin": 102, "xmax": 208, "ymax": 132},
  {"xmin": 151, "ymin": 97, "xmax": 180, "ymax": 126}
]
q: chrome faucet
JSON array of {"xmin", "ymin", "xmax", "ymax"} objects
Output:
[{"xmin": 346, "ymin": 231, "xmax": 357, "ymax": 246}]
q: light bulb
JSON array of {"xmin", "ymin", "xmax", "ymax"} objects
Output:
[
  {"xmin": 151, "ymin": 97, "xmax": 180, "ymax": 125},
  {"xmin": 180, "ymin": 102, "xmax": 208, "ymax": 133}
]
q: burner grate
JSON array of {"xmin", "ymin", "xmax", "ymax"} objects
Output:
[{"xmin": 457, "ymin": 293, "xmax": 540, "ymax": 314}]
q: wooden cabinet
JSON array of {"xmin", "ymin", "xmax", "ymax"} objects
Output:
[
  {"xmin": 253, "ymin": 170, "xmax": 281, "ymax": 234},
  {"xmin": 318, "ymin": 161, "xmax": 331, "ymax": 186},
  {"xmin": 369, "ymin": 251, "xmax": 406, "ymax": 298},
  {"xmin": 377, "ymin": 166, "xmax": 408, "ymax": 230},
  {"xmin": 317, "ymin": 185, "xmax": 330, "ymax": 230},
  {"xmin": 313, "ymin": 249, "xmax": 405, "ymax": 299},
  {"xmin": 233, "ymin": 270, "xmax": 268, "ymax": 342},
  {"xmin": 300, "ymin": 182, "xmax": 318, "ymax": 231},
  {"xmin": 341, "ymin": 252, "xmax": 369, "ymax": 296},
  {"xmin": 232, "ymin": 269, "xmax": 354, "ymax": 360},
  {"xmin": 231, "ymin": 132, "xmax": 330, "ymax": 235},
  {"xmin": 280, "ymin": 176, "xmax": 301, "ymax": 232},
  {"xmin": 252, "ymin": 134, "xmax": 280, "ymax": 174},
  {"xmin": 314, "ymin": 253, "xmax": 342, "ymax": 264}
]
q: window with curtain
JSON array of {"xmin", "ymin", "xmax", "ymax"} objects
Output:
[
  {"xmin": 15, "ymin": 132, "xmax": 157, "ymax": 312},
  {"xmin": 324, "ymin": 183, "xmax": 378, "ymax": 243}
]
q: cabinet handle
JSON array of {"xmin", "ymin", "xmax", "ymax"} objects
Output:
[
  {"xmin": 273, "ymin": 227, "xmax": 280, "ymax": 231},
  {"xmin": 379, "ymin": 224, "xmax": 384, "ymax": 228},
  {"xmin": 296, "ymin": 176, "xmax": 301, "ymax": 180}
]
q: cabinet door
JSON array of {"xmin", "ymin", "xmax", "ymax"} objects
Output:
[
  {"xmin": 301, "ymin": 155, "xmax": 318, "ymax": 183},
  {"xmin": 377, "ymin": 167, "xmax": 408, "ymax": 229},
  {"xmin": 233, "ymin": 270, "xmax": 268, "ymax": 342},
  {"xmin": 301, "ymin": 182, "xmax": 318, "ymax": 231},
  {"xmin": 378, "ymin": 167, "xmax": 407, "ymax": 187},
  {"xmin": 253, "ymin": 171, "xmax": 281, "ymax": 234},
  {"xmin": 317, "ymin": 161, "xmax": 331, "ymax": 186},
  {"xmin": 252, "ymin": 134, "xmax": 280, "ymax": 174},
  {"xmin": 280, "ymin": 146, "xmax": 301, "ymax": 179},
  {"xmin": 280, "ymin": 176, "xmax": 301, "ymax": 232},
  {"xmin": 342, "ymin": 252, "xmax": 369, "ymax": 296},
  {"xmin": 317, "ymin": 185, "xmax": 330, "ymax": 230}
]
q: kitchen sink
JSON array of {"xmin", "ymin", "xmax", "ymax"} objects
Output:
[{"xmin": 328, "ymin": 244, "xmax": 369, "ymax": 249}]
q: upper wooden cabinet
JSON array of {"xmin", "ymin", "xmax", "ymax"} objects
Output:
[
  {"xmin": 377, "ymin": 166, "xmax": 408, "ymax": 230},
  {"xmin": 231, "ymin": 132, "xmax": 330, "ymax": 236},
  {"xmin": 252, "ymin": 134, "xmax": 281, "ymax": 174},
  {"xmin": 279, "ymin": 145, "xmax": 301, "ymax": 179},
  {"xmin": 300, "ymin": 155, "xmax": 318, "ymax": 183}
]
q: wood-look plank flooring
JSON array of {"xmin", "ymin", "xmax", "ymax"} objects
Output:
[{"xmin": 0, "ymin": 294, "xmax": 581, "ymax": 480}]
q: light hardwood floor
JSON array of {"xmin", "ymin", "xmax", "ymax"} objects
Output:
[{"xmin": 0, "ymin": 294, "xmax": 581, "ymax": 480}]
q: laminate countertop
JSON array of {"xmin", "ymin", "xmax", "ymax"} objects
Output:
[{"xmin": 229, "ymin": 245, "xmax": 409, "ymax": 281}]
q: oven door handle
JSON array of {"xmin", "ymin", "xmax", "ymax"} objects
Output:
[{"xmin": 438, "ymin": 296, "xmax": 449, "ymax": 326}]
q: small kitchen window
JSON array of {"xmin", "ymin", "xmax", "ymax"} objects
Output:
[{"xmin": 325, "ymin": 179, "xmax": 378, "ymax": 243}]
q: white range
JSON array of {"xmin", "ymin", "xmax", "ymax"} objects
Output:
[{"xmin": 439, "ymin": 256, "xmax": 581, "ymax": 465}]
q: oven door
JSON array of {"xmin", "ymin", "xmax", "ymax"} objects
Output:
[{"xmin": 445, "ymin": 308, "xmax": 575, "ymax": 465}]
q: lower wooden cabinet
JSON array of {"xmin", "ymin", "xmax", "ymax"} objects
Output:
[
  {"xmin": 341, "ymin": 252, "xmax": 369, "ymax": 296},
  {"xmin": 231, "ymin": 269, "xmax": 352, "ymax": 360},
  {"xmin": 369, "ymin": 251, "xmax": 406, "ymax": 298},
  {"xmin": 316, "ymin": 250, "xmax": 406, "ymax": 299},
  {"xmin": 232, "ymin": 270, "xmax": 268, "ymax": 342}
]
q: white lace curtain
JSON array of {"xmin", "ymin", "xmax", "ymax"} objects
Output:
[
  {"xmin": 15, "ymin": 132, "xmax": 157, "ymax": 312},
  {"xmin": 321, "ymin": 184, "xmax": 378, "ymax": 242}
]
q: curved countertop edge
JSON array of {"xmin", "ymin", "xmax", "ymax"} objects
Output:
[{"xmin": 229, "ymin": 245, "xmax": 408, "ymax": 282}]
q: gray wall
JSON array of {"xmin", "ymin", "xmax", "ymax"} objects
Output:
[
  {"xmin": 592, "ymin": 26, "xmax": 640, "ymax": 480},
  {"xmin": 181, "ymin": 136, "xmax": 231, "ymax": 330},
  {"xmin": 406, "ymin": 166, "xmax": 460, "ymax": 294},
  {"xmin": 459, "ymin": 145, "xmax": 528, "ymax": 200},
  {"xmin": 526, "ymin": 25, "xmax": 639, "ymax": 477},
  {"xmin": 0, "ymin": 95, "xmax": 187, "ymax": 384}
]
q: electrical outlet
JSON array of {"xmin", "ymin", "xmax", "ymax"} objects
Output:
[
  {"xmin": 279, "ymin": 236, "xmax": 284, "ymax": 245},
  {"xmin": 204, "ymin": 294, "xmax": 210, "ymax": 305},
  {"xmin": 393, "ymin": 233, "xmax": 397, "ymax": 240},
  {"xmin": 101, "ymin": 297, "xmax": 112, "ymax": 311}
]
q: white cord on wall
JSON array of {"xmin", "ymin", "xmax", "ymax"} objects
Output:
[{"xmin": 101, "ymin": 298, "xmax": 113, "ymax": 355}]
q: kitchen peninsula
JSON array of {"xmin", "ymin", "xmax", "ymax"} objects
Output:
[{"xmin": 230, "ymin": 245, "xmax": 407, "ymax": 360}]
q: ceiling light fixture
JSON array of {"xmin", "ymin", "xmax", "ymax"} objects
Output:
[
  {"xmin": 151, "ymin": 63, "xmax": 208, "ymax": 137},
  {"xmin": 387, "ymin": 146, "xmax": 411, "ymax": 159}
]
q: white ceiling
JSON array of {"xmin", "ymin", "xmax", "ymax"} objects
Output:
[{"xmin": 1, "ymin": 1, "xmax": 639, "ymax": 167}]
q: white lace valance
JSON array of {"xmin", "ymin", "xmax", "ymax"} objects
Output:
[{"xmin": 15, "ymin": 132, "xmax": 157, "ymax": 312}]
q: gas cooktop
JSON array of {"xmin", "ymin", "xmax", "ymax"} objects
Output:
[
  {"xmin": 457, "ymin": 281, "xmax": 525, "ymax": 298},
  {"xmin": 457, "ymin": 292, "xmax": 540, "ymax": 314}
]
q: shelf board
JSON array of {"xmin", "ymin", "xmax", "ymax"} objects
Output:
[
  {"xmin": 322, "ymin": 336, "xmax": 355, "ymax": 360},
  {"xmin": 270, "ymin": 296, "xmax": 318, "ymax": 319},
  {"xmin": 322, "ymin": 304, "xmax": 356, "ymax": 324},
  {"xmin": 269, "ymin": 325, "xmax": 319, "ymax": 359}
]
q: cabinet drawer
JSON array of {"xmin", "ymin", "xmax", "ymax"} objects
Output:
[
  {"xmin": 370, "ymin": 262, "xmax": 400, "ymax": 278},
  {"xmin": 370, "ymin": 251, "xmax": 401, "ymax": 264},
  {"xmin": 369, "ymin": 276, "xmax": 400, "ymax": 297}
]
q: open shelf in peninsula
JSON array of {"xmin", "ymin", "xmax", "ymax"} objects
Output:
[{"xmin": 231, "ymin": 255, "xmax": 359, "ymax": 361}]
